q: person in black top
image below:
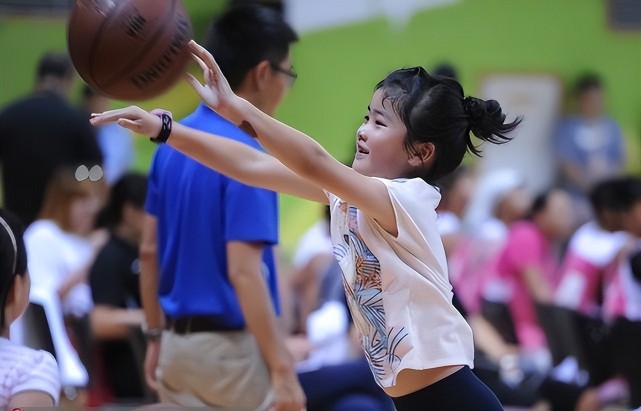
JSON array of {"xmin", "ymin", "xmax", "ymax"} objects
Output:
[
  {"xmin": 89, "ymin": 172, "xmax": 147, "ymax": 403},
  {"xmin": 0, "ymin": 51, "xmax": 103, "ymax": 226}
]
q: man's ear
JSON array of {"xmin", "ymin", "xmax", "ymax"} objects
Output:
[
  {"xmin": 249, "ymin": 60, "xmax": 272, "ymax": 92},
  {"xmin": 409, "ymin": 142, "xmax": 435, "ymax": 166}
]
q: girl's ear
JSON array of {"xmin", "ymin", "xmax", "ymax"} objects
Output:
[{"xmin": 409, "ymin": 142, "xmax": 435, "ymax": 166}]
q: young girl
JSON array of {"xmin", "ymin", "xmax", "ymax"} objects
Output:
[
  {"xmin": 91, "ymin": 40, "xmax": 520, "ymax": 410},
  {"xmin": 0, "ymin": 208, "xmax": 61, "ymax": 408}
]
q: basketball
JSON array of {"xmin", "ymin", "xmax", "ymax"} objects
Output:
[{"xmin": 67, "ymin": 0, "xmax": 193, "ymax": 101}]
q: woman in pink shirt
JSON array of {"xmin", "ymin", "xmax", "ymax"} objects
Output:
[{"xmin": 492, "ymin": 189, "xmax": 575, "ymax": 363}]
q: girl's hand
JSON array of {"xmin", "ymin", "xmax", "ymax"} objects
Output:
[
  {"xmin": 90, "ymin": 106, "xmax": 163, "ymax": 137},
  {"xmin": 185, "ymin": 40, "xmax": 244, "ymax": 125}
]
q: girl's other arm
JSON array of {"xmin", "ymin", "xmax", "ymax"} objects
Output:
[
  {"xmin": 188, "ymin": 41, "xmax": 396, "ymax": 233},
  {"xmin": 169, "ymin": 121, "xmax": 327, "ymax": 203}
]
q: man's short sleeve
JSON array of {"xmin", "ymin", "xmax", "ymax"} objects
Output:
[{"xmin": 223, "ymin": 178, "xmax": 278, "ymax": 244}]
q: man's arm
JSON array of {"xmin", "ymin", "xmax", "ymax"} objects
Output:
[
  {"xmin": 227, "ymin": 241, "xmax": 305, "ymax": 411},
  {"xmin": 139, "ymin": 213, "xmax": 164, "ymax": 391}
]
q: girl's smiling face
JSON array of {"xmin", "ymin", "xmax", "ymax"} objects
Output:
[{"xmin": 351, "ymin": 89, "xmax": 414, "ymax": 179}]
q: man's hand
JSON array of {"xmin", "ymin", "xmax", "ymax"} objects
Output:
[
  {"xmin": 144, "ymin": 339, "xmax": 162, "ymax": 392},
  {"xmin": 269, "ymin": 367, "xmax": 306, "ymax": 411}
]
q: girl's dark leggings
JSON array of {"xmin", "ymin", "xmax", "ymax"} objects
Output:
[{"xmin": 391, "ymin": 365, "xmax": 503, "ymax": 411}]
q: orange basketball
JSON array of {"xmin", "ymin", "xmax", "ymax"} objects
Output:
[{"xmin": 67, "ymin": 0, "xmax": 193, "ymax": 101}]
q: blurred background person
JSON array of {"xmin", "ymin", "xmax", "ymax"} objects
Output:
[
  {"xmin": 484, "ymin": 189, "xmax": 576, "ymax": 374},
  {"xmin": 436, "ymin": 166, "xmax": 548, "ymax": 410},
  {"xmin": 26, "ymin": 167, "xmax": 105, "ymax": 319},
  {"xmin": 553, "ymin": 73, "xmax": 626, "ymax": 224},
  {"xmin": 598, "ymin": 176, "xmax": 641, "ymax": 409},
  {"xmin": 80, "ymin": 85, "xmax": 135, "ymax": 186},
  {"xmin": 452, "ymin": 168, "xmax": 530, "ymax": 315},
  {"xmin": 17, "ymin": 167, "xmax": 106, "ymax": 402},
  {"xmin": 88, "ymin": 172, "xmax": 148, "ymax": 405},
  {"xmin": 0, "ymin": 51, "xmax": 103, "ymax": 227},
  {"xmin": 555, "ymin": 179, "xmax": 631, "ymax": 318}
]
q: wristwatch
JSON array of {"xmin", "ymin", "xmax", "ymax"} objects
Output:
[{"xmin": 141, "ymin": 322, "xmax": 164, "ymax": 342}]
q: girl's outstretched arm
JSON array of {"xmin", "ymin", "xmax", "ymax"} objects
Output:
[
  {"xmin": 89, "ymin": 107, "xmax": 327, "ymax": 204},
  {"xmin": 187, "ymin": 41, "xmax": 397, "ymax": 234}
]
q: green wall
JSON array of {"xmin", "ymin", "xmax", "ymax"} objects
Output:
[{"xmin": 0, "ymin": 0, "xmax": 639, "ymax": 256}]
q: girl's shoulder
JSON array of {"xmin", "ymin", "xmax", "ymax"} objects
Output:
[
  {"xmin": 0, "ymin": 339, "xmax": 60, "ymax": 405},
  {"xmin": 0, "ymin": 338, "xmax": 58, "ymax": 372},
  {"xmin": 383, "ymin": 178, "xmax": 441, "ymax": 205},
  {"xmin": 0, "ymin": 338, "xmax": 58, "ymax": 378},
  {"xmin": 328, "ymin": 178, "xmax": 440, "ymax": 211}
]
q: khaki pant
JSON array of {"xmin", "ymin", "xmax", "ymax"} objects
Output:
[{"xmin": 157, "ymin": 330, "xmax": 272, "ymax": 410}]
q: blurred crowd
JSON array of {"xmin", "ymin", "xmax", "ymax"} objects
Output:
[{"xmin": 1, "ymin": 11, "xmax": 640, "ymax": 411}]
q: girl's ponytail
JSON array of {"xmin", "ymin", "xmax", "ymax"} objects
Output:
[{"xmin": 463, "ymin": 96, "xmax": 521, "ymax": 156}]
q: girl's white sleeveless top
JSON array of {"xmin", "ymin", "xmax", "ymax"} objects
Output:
[{"xmin": 327, "ymin": 177, "xmax": 474, "ymax": 388}]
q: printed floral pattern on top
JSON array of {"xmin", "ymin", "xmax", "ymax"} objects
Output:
[{"xmin": 333, "ymin": 202, "xmax": 410, "ymax": 384}]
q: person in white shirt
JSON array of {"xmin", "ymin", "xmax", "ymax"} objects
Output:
[
  {"xmin": 0, "ymin": 208, "xmax": 60, "ymax": 409},
  {"xmin": 90, "ymin": 41, "xmax": 521, "ymax": 410},
  {"xmin": 17, "ymin": 168, "xmax": 106, "ymax": 392},
  {"xmin": 25, "ymin": 168, "xmax": 106, "ymax": 319}
]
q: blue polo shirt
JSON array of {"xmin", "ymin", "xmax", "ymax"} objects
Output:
[{"xmin": 145, "ymin": 104, "xmax": 280, "ymax": 329}]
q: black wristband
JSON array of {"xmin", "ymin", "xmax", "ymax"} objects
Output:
[{"xmin": 150, "ymin": 113, "xmax": 172, "ymax": 144}]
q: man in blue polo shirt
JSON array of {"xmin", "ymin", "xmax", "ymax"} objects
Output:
[{"xmin": 139, "ymin": 4, "xmax": 304, "ymax": 410}]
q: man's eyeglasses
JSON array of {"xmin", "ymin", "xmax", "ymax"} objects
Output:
[{"xmin": 270, "ymin": 62, "xmax": 297, "ymax": 86}]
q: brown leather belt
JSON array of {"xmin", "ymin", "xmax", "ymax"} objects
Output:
[{"xmin": 165, "ymin": 315, "xmax": 240, "ymax": 334}]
